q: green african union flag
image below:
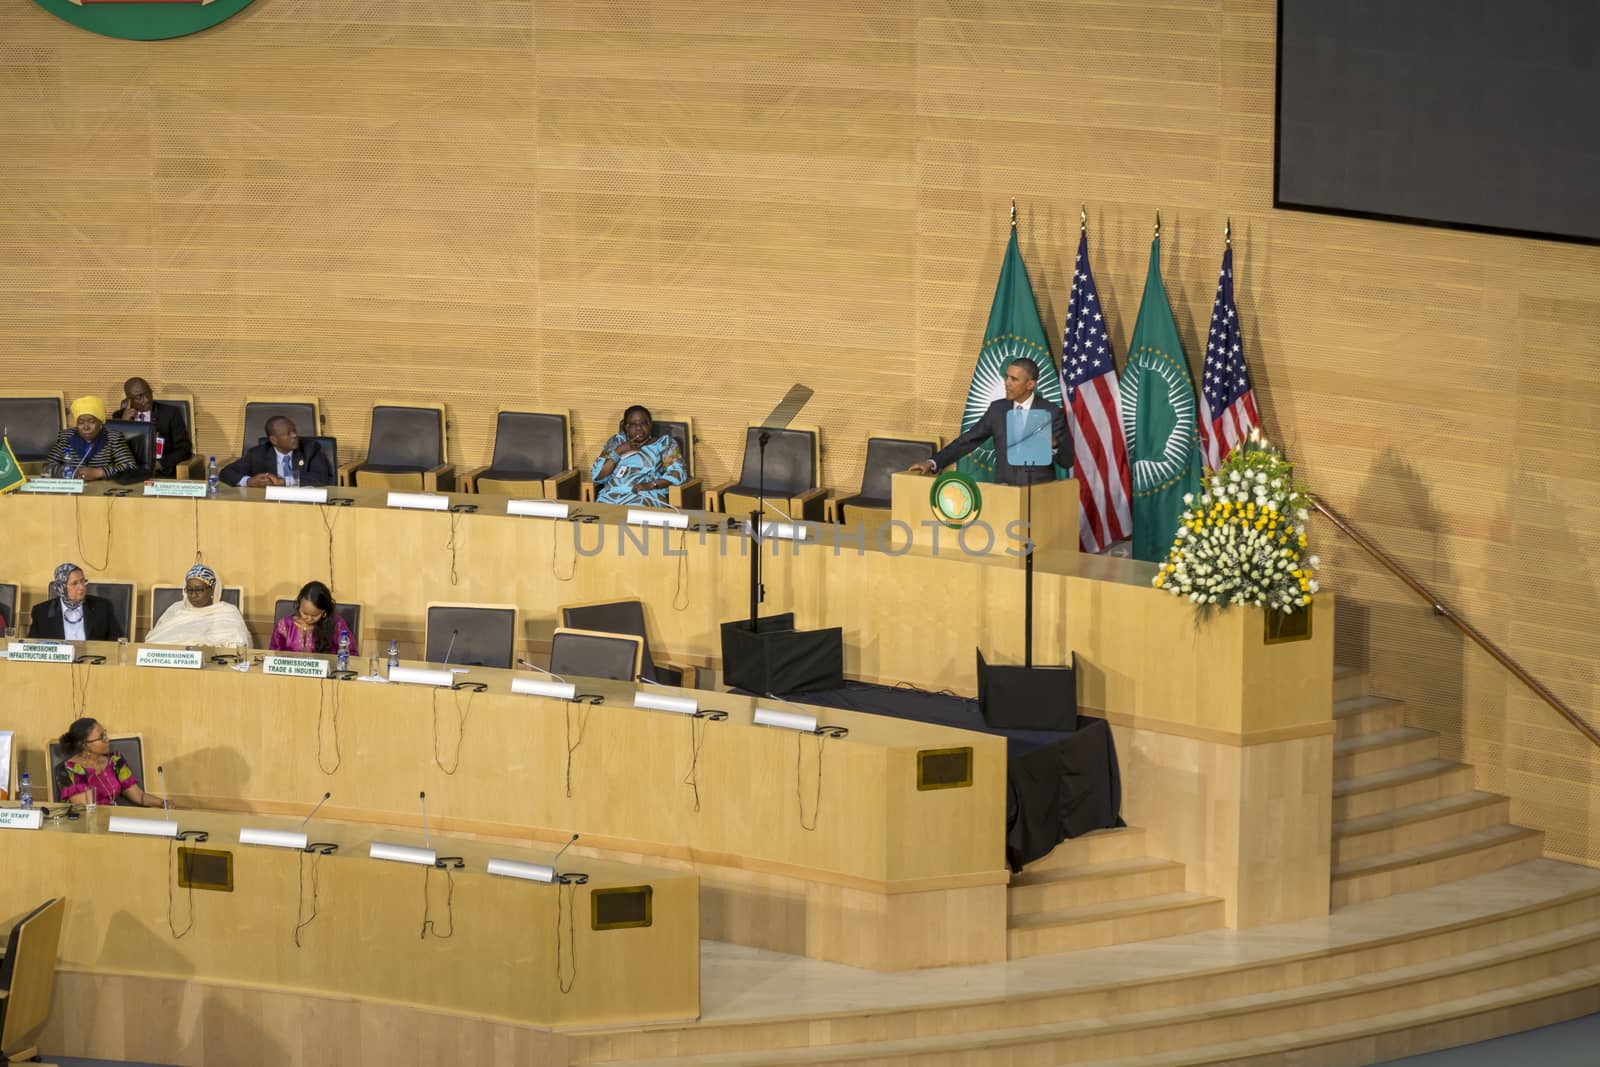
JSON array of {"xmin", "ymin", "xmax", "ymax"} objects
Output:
[
  {"xmin": 957, "ymin": 230, "xmax": 1065, "ymax": 483},
  {"xmin": 1120, "ymin": 237, "xmax": 1202, "ymax": 562},
  {"xmin": 0, "ymin": 437, "xmax": 27, "ymax": 495}
]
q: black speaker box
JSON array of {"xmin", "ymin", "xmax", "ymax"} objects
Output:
[
  {"xmin": 721, "ymin": 614, "xmax": 844, "ymax": 695},
  {"xmin": 976, "ymin": 649, "xmax": 1078, "ymax": 731}
]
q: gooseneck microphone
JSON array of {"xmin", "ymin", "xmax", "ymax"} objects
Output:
[
  {"xmin": 301, "ymin": 791, "xmax": 332, "ymax": 829},
  {"xmin": 517, "ymin": 659, "xmax": 569, "ymax": 684},
  {"xmin": 551, "ymin": 832, "xmax": 580, "ymax": 871},
  {"xmin": 158, "ymin": 764, "xmax": 169, "ymax": 814},
  {"xmin": 419, "ymin": 790, "xmax": 430, "ymax": 849},
  {"xmin": 442, "ymin": 629, "xmax": 458, "ymax": 668}
]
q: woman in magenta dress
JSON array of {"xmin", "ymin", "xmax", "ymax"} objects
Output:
[
  {"xmin": 269, "ymin": 581, "xmax": 356, "ymax": 655},
  {"xmin": 57, "ymin": 718, "xmax": 163, "ymax": 808}
]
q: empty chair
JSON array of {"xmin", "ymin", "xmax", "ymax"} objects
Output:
[
  {"xmin": 48, "ymin": 733, "xmax": 145, "ymax": 804},
  {"xmin": 104, "ymin": 419, "xmax": 157, "ymax": 478},
  {"xmin": 0, "ymin": 898, "xmax": 67, "ymax": 1066},
  {"xmin": 153, "ymin": 585, "xmax": 243, "ymax": 627},
  {"xmin": 708, "ymin": 424, "xmax": 827, "ymax": 522},
  {"xmin": 463, "ymin": 408, "xmax": 579, "ymax": 498},
  {"xmin": 342, "ymin": 401, "xmax": 454, "ymax": 491},
  {"xmin": 0, "ymin": 582, "xmax": 16, "ymax": 635},
  {"xmin": 825, "ymin": 432, "xmax": 942, "ymax": 525},
  {"xmin": 0, "ymin": 393, "xmax": 64, "ymax": 474},
  {"xmin": 549, "ymin": 627, "xmax": 643, "ymax": 683},
  {"xmin": 425, "ymin": 603, "xmax": 517, "ymax": 669},
  {"xmin": 559, "ymin": 598, "xmax": 695, "ymax": 687},
  {"xmin": 84, "ymin": 580, "xmax": 135, "ymax": 640},
  {"xmin": 274, "ymin": 598, "xmax": 362, "ymax": 647}
]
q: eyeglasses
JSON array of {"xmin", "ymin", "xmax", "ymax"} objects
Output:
[{"xmin": 184, "ymin": 584, "xmax": 211, "ymax": 594}]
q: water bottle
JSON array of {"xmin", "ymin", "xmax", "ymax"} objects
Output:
[
  {"xmin": 337, "ymin": 631, "xmax": 350, "ymax": 673},
  {"xmin": 84, "ymin": 781, "xmax": 97, "ymax": 818},
  {"xmin": 387, "ymin": 639, "xmax": 400, "ymax": 676},
  {"xmin": 19, "ymin": 772, "xmax": 32, "ymax": 809},
  {"xmin": 206, "ymin": 456, "xmax": 219, "ymax": 496}
]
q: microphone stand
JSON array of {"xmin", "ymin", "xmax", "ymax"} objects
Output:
[{"xmin": 748, "ymin": 429, "xmax": 770, "ymax": 633}]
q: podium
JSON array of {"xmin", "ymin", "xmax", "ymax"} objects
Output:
[{"xmin": 888, "ymin": 471, "xmax": 1079, "ymax": 559}]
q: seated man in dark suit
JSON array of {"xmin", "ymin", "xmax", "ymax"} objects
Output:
[
  {"xmin": 220, "ymin": 415, "xmax": 335, "ymax": 488},
  {"xmin": 909, "ymin": 357, "xmax": 1073, "ymax": 486},
  {"xmin": 113, "ymin": 377, "xmax": 194, "ymax": 478}
]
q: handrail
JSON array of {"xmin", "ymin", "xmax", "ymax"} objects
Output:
[{"xmin": 1312, "ymin": 497, "xmax": 1600, "ymax": 748}]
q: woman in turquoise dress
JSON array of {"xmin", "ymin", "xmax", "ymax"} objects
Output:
[{"xmin": 591, "ymin": 406, "xmax": 687, "ymax": 507}]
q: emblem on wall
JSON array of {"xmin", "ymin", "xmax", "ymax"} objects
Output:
[{"xmin": 34, "ymin": 0, "xmax": 258, "ymax": 41}]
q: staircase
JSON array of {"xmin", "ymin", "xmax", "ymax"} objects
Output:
[
  {"xmin": 1006, "ymin": 826, "xmax": 1223, "ymax": 958},
  {"xmin": 1331, "ymin": 666, "xmax": 1544, "ymax": 908}
]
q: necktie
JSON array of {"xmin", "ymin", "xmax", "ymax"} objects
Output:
[{"xmin": 280, "ymin": 453, "xmax": 291, "ymax": 479}]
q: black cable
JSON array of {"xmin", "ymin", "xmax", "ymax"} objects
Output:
[
  {"xmin": 552, "ymin": 520, "xmax": 577, "ymax": 582},
  {"xmin": 672, "ymin": 528, "xmax": 690, "ymax": 611},
  {"xmin": 796, "ymin": 731, "xmax": 828, "ymax": 832},
  {"xmin": 191, "ymin": 498, "xmax": 203, "ymax": 565},
  {"xmin": 293, "ymin": 848, "xmax": 323, "ymax": 947},
  {"xmin": 682, "ymin": 715, "xmax": 707, "ymax": 813},
  {"xmin": 167, "ymin": 838, "xmax": 195, "ymax": 939},
  {"xmin": 70, "ymin": 660, "xmax": 93, "ymax": 715},
  {"xmin": 74, "ymin": 494, "xmax": 113, "ymax": 572},
  {"xmin": 431, "ymin": 685, "xmax": 475, "ymax": 775},
  {"xmin": 316, "ymin": 677, "xmax": 342, "ymax": 775},
  {"xmin": 555, "ymin": 878, "xmax": 578, "ymax": 994},
  {"xmin": 420, "ymin": 865, "xmax": 456, "ymax": 939},
  {"xmin": 318, "ymin": 503, "xmax": 341, "ymax": 589},
  {"xmin": 446, "ymin": 510, "xmax": 462, "ymax": 586},
  {"xmin": 564, "ymin": 699, "xmax": 591, "ymax": 798}
]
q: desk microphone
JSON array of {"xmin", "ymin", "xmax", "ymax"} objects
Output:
[
  {"xmin": 551, "ymin": 832, "xmax": 579, "ymax": 873},
  {"xmin": 442, "ymin": 629, "xmax": 458, "ymax": 668},
  {"xmin": 517, "ymin": 659, "xmax": 569, "ymax": 685},
  {"xmin": 158, "ymin": 764, "xmax": 170, "ymax": 814},
  {"xmin": 301, "ymin": 791, "xmax": 331, "ymax": 829},
  {"xmin": 419, "ymin": 790, "xmax": 430, "ymax": 849}
]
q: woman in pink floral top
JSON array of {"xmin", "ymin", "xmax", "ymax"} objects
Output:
[
  {"xmin": 57, "ymin": 718, "xmax": 163, "ymax": 808},
  {"xmin": 269, "ymin": 580, "xmax": 356, "ymax": 655}
]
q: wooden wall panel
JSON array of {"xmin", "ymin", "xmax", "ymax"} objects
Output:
[{"xmin": 1, "ymin": 0, "xmax": 1597, "ymax": 864}]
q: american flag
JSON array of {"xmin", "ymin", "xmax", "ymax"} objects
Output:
[
  {"xmin": 1062, "ymin": 233, "xmax": 1132, "ymax": 552},
  {"xmin": 1199, "ymin": 246, "xmax": 1261, "ymax": 470}
]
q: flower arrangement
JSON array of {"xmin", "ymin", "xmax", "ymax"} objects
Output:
[{"xmin": 1153, "ymin": 437, "xmax": 1319, "ymax": 615}]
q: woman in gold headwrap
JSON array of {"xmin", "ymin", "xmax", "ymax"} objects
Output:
[{"xmin": 42, "ymin": 396, "xmax": 140, "ymax": 483}]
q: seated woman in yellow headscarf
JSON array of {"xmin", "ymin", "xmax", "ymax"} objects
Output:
[
  {"xmin": 42, "ymin": 396, "xmax": 141, "ymax": 482},
  {"xmin": 145, "ymin": 564, "xmax": 253, "ymax": 648}
]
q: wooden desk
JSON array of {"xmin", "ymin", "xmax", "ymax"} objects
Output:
[{"xmin": 0, "ymin": 807, "xmax": 698, "ymax": 1030}]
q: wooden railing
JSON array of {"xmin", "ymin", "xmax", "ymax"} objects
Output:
[{"xmin": 1312, "ymin": 497, "xmax": 1600, "ymax": 748}]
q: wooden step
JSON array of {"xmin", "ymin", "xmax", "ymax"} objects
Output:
[
  {"xmin": 1333, "ymin": 726, "xmax": 1438, "ymax": 779},
  {"xmin": 570, "ymin": 880, "xmax": 1600, "ymax": 1064},
  {"xmin": 1333, "ymin": 695, "xmax": 1407, "ymax": 740},
  {"xmin": 1333, "ymin": 665, "xmax": 1368, "ymax": 703},
  {"xmin": 1333, "ymin": 758, "xmax": 1475, "ymax": 821},
  {"xmin": 1009, "ymin": 856, "xmax": 1186, "ymax": 914},
  {"xmin": 1006, "ymin": 892, "xmax": 1223, "ymax": 957},
  {"xmin": 1021, "ymin": 825, "xmax": 1149, "ymax": 873},
  {"xmin": 1333, "ymin": 791, "xmax": 1511, "ymax": 865},
  {"xmin": 584, "ymin": 918, "xmax": 1600, "ymax": 1065},
  {"xmin": 1333, "ymin": 825, "xmax": 1546, "ymax": 907}
]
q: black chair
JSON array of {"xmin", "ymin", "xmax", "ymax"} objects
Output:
[
  {"xmin": 709, "ymin": 425, "xmax": 827, "ymax": 521},
  {"xmin": 463, "ymin": 409, "xmax": 578, "ymax": 498},
  {"xmin": 0, "ymin": 394, "xmax": 64, "ymax": 471},
  {"xmin": 257, "ymin": 434, "xmax": 339, "ymax": 477},
  {"xmin": 549, "ymin": 627, "xmax": 643, "ymax": 683},
  {"xmin": 343, "ymin": 402, "xmax": 453, "ymax": 491},
  {"xmin": 104, "ymin": 419, "xmax": 156, "ymax": 477},
  {"xmin": 559, "ymin": 599, "xmax": 693, "ymax": 687},
  {"xmin": 0, "ymin": 582, "xmax": 16, "ymax": 637},
  {"xmin": 153, "ymin": 586, "xmax": 243, "ymax": 626},
  {"xmin": 241, "ymin": 399, "xmax": 321, "ymax": 455},
  {"xmin": 582, "ymin": 414, "xmax": 704, "ymax": 510},
  {"xmin": 0, "ymin": 897, "xmax": 66, "ymax": 1066},
  {"xmin": 48, "ymin": 734, "xmax": 146, "ymax": 805},
  {"xmin": 153, "ymin": 388, "xmax": 203, "ymax": 478},
  {"xmin": 84, "ymin": 581, "xmax": 134, "ymax": 639},
  {"xmin": 825, "ymin": 434, "xmax": 940, "ymax": 524},
  {"xmin": 274, "ymin": 598, "xmax": 362, "ymax": 648},
  {"xmin": 425, "ymin": 603, "xmax": 516, "ymax": 669}
]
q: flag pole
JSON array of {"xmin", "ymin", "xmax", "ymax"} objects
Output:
[
  {"xmin": 1009, "ymin": 198, "xmax": 1017, "ymax": 230},
  {"xmin": 1080, "ymin": 205, "xmax": 1087, "ymax": 236},
  {"xmin": 1225, "ymin": 217, "xmax": 1232, "ymax": 247},
  {"xmin": 1154, "ymin": 210, "xmax": 1161, "ymax": 239}
]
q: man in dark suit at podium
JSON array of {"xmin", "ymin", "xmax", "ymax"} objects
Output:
[
  {"xmin": 909, "ymin": 357, "xmax": 1072, "ymax": 485},
  {"xmin": 220, "ymin": 416, "xmax": 335, "ymax": 488}
]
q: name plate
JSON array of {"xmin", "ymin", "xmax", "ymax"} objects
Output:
[
  {"xmin": 136, "ymin": 648, "xmax": 205, "ymax": 670},
  {"xmin": 265, "ymin": 485, "xmax": 329, "ymax": 504},
  {"xmin": 387, "ymin": 665, "xmax": 452, "ymax": 687},
  {"xmin": 386, "ymin": 492, "xmax": 449, "ymax": 511},
  {"xmin": 507, "ymin": 498, "xmax": 571, "ymax": 519},
  {"xmin": 19, "ymin": 478, "xmax": 85, "ymax": 494},
  {"xmin": 263, "ymin": 655, "xmax": 330, "ymax": 678},
  {"xmin": 626, "ymin": 508, "xmax": 689, "ymax": 529},
  {"xmin": 512, "ymin": 676, "xmax": 577, "ymax": 701},
  {"xmin": 6, "ymin": 642, "xmax": 74, "ymax": 664},
  {"xmin": 143, "ymin": 480, "xmax": 207, "ymax": 498},
  {"xmin": 0, "ymin": 808, "xmax": 43, "ymax": 830},
  {"xmin": 760, "ymin": 519, "xmax": 814, "ymax": 541}
]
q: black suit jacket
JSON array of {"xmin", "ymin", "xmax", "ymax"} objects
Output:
[
  {"xmin": 30, "ymin": 596, "xmax": 124, "ymax": 641},
  {"xmin": 219, "ymin": 439, "xmax": 335, "ymax": 488},
  {"xmin": 113, "ymin": 401, "xmax": 193, "ymax": 477},
  {"xmin": 932, "ymin": 396, "xmax": 1073, "ymax": 486}
]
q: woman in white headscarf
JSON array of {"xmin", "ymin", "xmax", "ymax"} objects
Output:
[{"xmin": 145, "ymin": 564, "xmax": 253, "ymax": 648}]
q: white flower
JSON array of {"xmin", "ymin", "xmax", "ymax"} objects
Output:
[
  {"xmin": 1307, "ymin": 555, "xmax": 1320, "ymax": 567},
  {"xmin": 1256, "ymin": 472, "xmax": 1267, "ymax": 484},
  {"xmin": 1229, "ymin": 471, "xmax": 1241, "ymax": 483},
  {"xmin": 1182, "ymin": 493, "xmax": 1193, "ymax": 505}
]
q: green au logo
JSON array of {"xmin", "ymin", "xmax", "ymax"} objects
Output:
[
  {"xmin": 0, "ymin": 439, "xmax": 26, "ymax": 495},
  {"xmin": 929, "ymin": 470, "xmax": 983, "ymax": 529},
  {"xmin": 34, "ymin": 0, "xmax": 257, "ymax": 41}
]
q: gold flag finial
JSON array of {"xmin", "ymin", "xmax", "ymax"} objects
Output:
[
  {"xmin": 1225, "ymin": 216, "xmax": 1232, "ymax": 247},
  {"xmin": 1080, "ymin": 205, "xmax": 1087, "ymax": 235},
  {"xmin": 1010, "ymin": 198, "xmax": 1017, "ymax": 230},
  {"xmin": 1154, "ymin": 210, "xmax": 1161, "ymax": 239}
]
